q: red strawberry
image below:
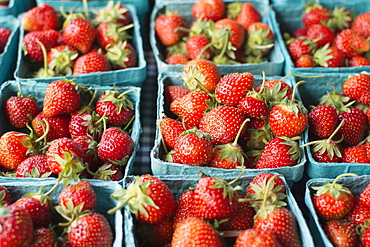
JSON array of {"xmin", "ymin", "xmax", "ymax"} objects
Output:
[
  {"xmin": 47, "ymin": 45, "xmax": 78, "ymax": 75},
  {"xmin": 246, "ymin": 173, "xmax": 286, "ymax": 204},
  {"xmin": 199, "ymin": 105, "xmax": 247, "ymax": 145},
  {"xmin": 215, "ymin": 18, "xmax": 246, "ymax": 49},
  {"xmin": 171, "ymin": 217, "xmax": 222, "ymax": 246},
  {"xmin": 97, "ymin": 127, "xmax": 135, "ymax": 166},
  {"xmin": 23, "ymin": 29, "xmax": 60, "ymax": 62},
  {"xmin": 255, "ymin": 137, "xmax": 301, "ymax": 169},
  {"xmin": 245, "ymin": 22, "xmax": 274, "ymax": 57},
  {"xmin": 192, "ymin": 0, "xmax": 225, "ymax": 22},
  {"xmin": 58, "ymin": 180, "xmax": 97, "ymax": 212},
  {"xmin": 31, "ymin": 227, "xmax": 56, "ymax": 247},
  {"xmin": 231, "ymin": 2, "xmax": 261, "ymax": 29},
  {"xmin": 0, "ymin": 204, "xmax": 34, "ymax": 246},
  {"xmin": 345, "ymin": 199, "xmax": 370, "ymax": 226},
  {"xmin": 0, "ymin": 27, "xmax": 10, "ymax": 53},
  {"xmin": 5, "ymin": 90, "xmax": 39, "ymax": 129},
  {"xmin": 234, "ymin": 228, "xmax": 282, "ymax": 247},
  {"xmin": 15, "ymin": 154, "xmax": 53, "ymax": 178},
  {"xmin": 68, "ymin": 212, "xmax": 113, "ymax": 247},
  {"xmin": 360, "ymin": 184, "xmax": 370, "ymax": 207},
  {"xmin": 160, "ymin": 117, "xmax": 186, "ymax": 149},
  {"xmin": 326, "ymin": 6, "xmax": 353, "ymax": 32},
  {"xmin": 302, "ymin": 3, "xmax": 330, "ymax": 29},
  {"xmin": 342, "ymin": 73, "xmax": 370, "ymax": 105},
  {"xmin": 43, "ymin": 79, "xmax": 81, "ymax": 117},
  {"xmin": 136, "ymin": 217, "xmax": 174, "ymax": 247},
  {"xmin": 342, "ymin": 145, "xmax": 370, "ymax": 163},
  {"xmin": 32, "ymin": 111, "xmax": 71, "ymax": 142},
  {"xmin": 108, "ymin": 174, "xmax": 176, "ymax": 224},
  {"xmin": 308, "ymin": 104, "xmax": 339, "ymax": 139},
  {"xmin": 170, "ymin": 90, "xmax": 213, "ymax": 128},
  {"xmin": 306, "ymin": 23, "xmax": 335, "ymax": 48},
  {"xmin": 255, "ymin": 79, "xmax": 293, "ymax": 101},
  {"xmin": 361, "ymin": 224, "xmax": 370, "ymax": 246},
  {"xmin": 0, "ymin": 131, "xmax": 31, "ymax": 170},
  {"xmin": 166, "ymin": 53, "xmax": 189, "ymax": 65},
  {"xmin": 292, "ymin": 27, "xmax": 307, "ymax": 38},
  {"xmin": 105, "ymin": 41, "xmax": 137, "ymax": 69},
  {"xmin": 93, "ymin": 1, "xmax": 131, "ymax": 26},
  {"xmin": 288, "ymin": 36, "xmax": 317, "ymax": 61},
  {"xmin": 73, "ymin": 52, "xmax": 111, "ymax": 75},
  {"xmin": 164, "ymin": 85, "xmax": 190, "ymax": 106},
  {"xmin": 334, "ymin": 29, "xmax": 370, "ymax": 58},
  {"xmin": 182, "ymin": 58, "xmax": 221, "ymax": 93},
  {"xmin": 13, "ymin": 195, "xmax": 52, "ymax": 228},
  {"xmin": 324, "ymin": 220, "xmax": 358, "ymax": 247},
  {"xmin": 174, "ymin": 128, "xmax": 213, "ymax": 166},
  {"xmin": 96, "ymin": 21, "xmax": 132, "ymax": 49},
  {"xmin": 295, "ymin": 56, "xmax": 314, "ymax": 67},
  {"xmin": 349, "ymin": 56, "xmax": 370, "ymax": 67},
  {"xmin": 21, "ymin": 4, "xmax": 59, "ymax": 32},
  {"xmin": 185, "ymin": 34, "xmax": 213, "ymax": 60},
  {"xmin": 338, "ymin": 107, "xmax": 368, "ymax": 147},
  {"xmin": 95, "ymin": 88, "xmax": 135, "ymax": 126},
  {"xmin": 215, "ymin": 72, "xmax": 254, "ymax": 106},
  {"xmin": 313, "ymin": 44, "xmax": 344, "ymax": 68},
  {"xmin": 173, "ymin": 189, "xmax": 196, "ymax": 230},
  {"xmin": 237, "ymin": 90, "xmax": 268, "ymax": 119},
  {"xmin": 155, "ymin": 10, "xmax": 186, "ymax": 47},
  {"xmin": 0, "ymin": 185, "xmax": 11, "ymax": 205},
  {"xmin": 311, "ymin": 173, "xmax": 356, "ymax": 221},
  {"xmin": 68, "ymin": 112, "xmax": 94, "ymax": 138},
  {"xmin": 94, "ymin": 163, "xmax": 124, "ymax": 181},
  {"xmin": 352, "ymin": 12, "xmax": 370, "ymax": 38},
  {"xmin": 309, "ymin": 135, "xmax": 343, "ymax": 163},
  {"xmin": 63, "ymin": 17, "xmax": 97, "ymax": 54},
  {"xmin": 73, "ymin": 135, "xmax": 101, "ymax": 170}
]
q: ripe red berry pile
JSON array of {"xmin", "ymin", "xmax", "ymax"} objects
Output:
[
  {"xmin": 113, "ymin": 173, "xmax": 302, "ymax": 246},
  {"xmin": 285, "ymin": 2, "xmax": 370, "ymax": 68},
  {"xmin": 0, "ymin": 180, "xmax": 115, "ymax": 246},
  {"xmin": 159, "ymin": 58, "xmax": 307, "ymax": 170},
  {"xmin": 1, "ymin": 79, "xmax": 138, "ymax": 183},
  {"xmin": 20, "ymin": 2, "xmax": 137, "ymax": 78},
  {"xmin": 154, "ymin": 0, "xmax": 274, "ymax": 65}
]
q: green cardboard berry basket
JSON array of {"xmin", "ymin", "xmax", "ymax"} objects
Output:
[
  {"xmin": 0, "ymin": 80, "xmax": 142, "ymax": 180},
  {"xmin": 35, "ymin": 0, "xmax": 149, "ymax": 27},
  {"xmin": 124, "ymin": 174, "xmax": 314, "ymax": 247},
  {"xmin": 14, "ymin": 4, "xmax": 147, "ymax": 87},
  {"xmin": 150, "ymin": 0, "xmax": 285, "ymax": 76},
  {"xmin": 305, "ymin": 175, "xmax": 370, "ymax": 247},
  {"xmin": 0, "ymin": 178, "xmax": 124, "ymax": 247},
  {"xmin": 270, "ymin": 0, "xmax": 370, "ymax": 75},
  {"xmin": 150, "ymin": 73, "xmax": 307, "ymax": 184},
  {"xmin": 0, "ymin": 15, "xmax": 19, "ymax": 85},
  {"xmin": 0, "ymin": 0, "xmax": 35, "ymax": 16}
]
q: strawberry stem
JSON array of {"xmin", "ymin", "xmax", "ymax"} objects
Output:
[{"xmin": 332, "ymin": 173, "xmax": 358, "ymax": 185}]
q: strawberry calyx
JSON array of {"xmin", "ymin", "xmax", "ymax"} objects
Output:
[
  {"xmin": 311, "ymin": 173, "xmax": 358, "ymax": 199},
  {"xmin": 226, "ymin": 1, "xmax": 242, "ymax": 19},
  {"xmin": 303, "ymin": 0, "xmax": 325, "ymax": 14},
  {"xmin": 313, "ymin": 43, "xmax": 333, "ymax": 67},
  {"xmin": 318, "ymin": 83, "xmax": 351, "ymax": 113},
  {"xmin": 181, "ymin": 65, "xmax": 212, "ymax": 92},
  {"xmin": 32, "ymin": 41, "xmax": 58, "ymax": 79},
  {"xmin": 326, "ymin": 6, "xmax": 353, "ymax": 31},
  {"xmin": 188, "ymin": 17, "xmax": 210, "ymax": 37},
  {"xmin": 48, "ymin": 46, "xmax": 79, "ymax": 75},
  {"xmin": 92, "ymin": 1, "xmax": 130, "ymax": 26},
  {"xmin": 92, "ymin": 163, "xmax": 120, "ymax": 181},
  {"xmin": 60, "ymin": 6, "xmax": 88, "ymax": 31},
  {"xmin": 105, "ymin": 40, "xmax": 133, "ymax": 69},
  {"xmin": 55, "ymin": 151, "xmax": 86, "ymax": 186},
  {"xmin": 245, "ymin": 25, "xmax": 274, "ymax": 57}
]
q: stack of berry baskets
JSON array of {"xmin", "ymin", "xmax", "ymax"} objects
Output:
[
  {"xmin": 297, "ymin": 72, "xmax": 370, "ymax": 179},
  {"xmin": 150, "ymin": 68, "xmax": 308, "ymax": 185},
  {"xmin": 33, "ymin": 0, "xmax": 149, "ymax": 28},
  {"xmin": 269, "ymin": 0, "xmax": 370, "ymax": 75},
  {"xmin": 0, "ymin": 15, "xmax": 19, "ymax": 84},
  {"xmin": 0, "ymin": 80, "xmax": 142, "ymax": 183},
  {"xmin": 0, "ymin": 179, "xmax": 124, "ymax": 246},
  {"xmin": 122, "ymin": 173, "xmax": 314, "ymax": 246},
  {"xmin": 150, "ymin": 0, "xmax": 285, "ymax": 76},
  {"xmin": 305, "ymin": 174, "xmax": 370, "ymax": 246},
  {"xmin": 14, "ymin": 2, "xmax": 146, "ymax": 87}
]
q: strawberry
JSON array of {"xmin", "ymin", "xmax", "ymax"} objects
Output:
[
  {"xmin": 160, "ymin": 117, "xmax": 186, "ymax": 149},
  {"xmin": 32, "ymin": 112, "xmax": 71, "ymax": 142},
  {"xmin": 15, "ymin": 154, "xmax": 53, "ymax": 178},
  {"xmin": 230, "ymin": 2, "xmax": 261, "ymax": 29},
  {"xmin": 5, "ymin": 89, "xmax": 39, "ymax": 129},
  {"xmin": 67, "ymin": 212, "xmax": 113, "ymax": 247},
  {"xmin": 215, "ymin": 72, "xmax": 254, "ymax": 106},
  {"xmin": 234, "ymin": 228, "xmax": 282, "ymax": 247},
  {"xmin": 288, "ymin": 36, "xmax": 317, "ymax": 61},
  {"xmin": 47, "ymin": 45, "xmax": 78, "ymax": 75},
  {"xmin": 136, "ymin": 217, "xmax": 174, "ymax": 247},
  {"xmin": 237, "ymin": 90, "xmax": 268, "ymax": 119},
  {"xmin": 338, "ymin": 107, "xmax": 368, "ymax": 147},
  {"xmin": 245, "ymin": 22, "xmax": 274, "ymax": 57},
  {"xmin": 255, "ymin": 136, "xmax": 301, "ymax": 169},
  {"xmin": 0, "ymin": 185, "xmax": 11, "ymax": 205},
  {"xmin": 58, "ymin": 180, "xmax": 97, "ymax": 212},
  {"xmin": 306, "ymin": 23, "xmax": 335, "ymax": 48},
  {"xmin": 342, "ymin": 145, "xmax": 370, "ymax": 163},
  {"xmin": 185, "ymin": 34, "xmax": 213, "ymax": 60},
  {"xmin": 0, "ymin": 204, "xmax": 34, "ymax": 246},
  {"xmin": 174, "ymin": 128, "xmax": 213, "ymax": 166},
  {"xmin": 43, "ymin": 79, "xmax": 81, "ymax": 117},
  {"xmin": 199, "ymin": 105, "xmax": 247, "ymax": 145},
  {"xmin": 31, "ymin": 227, "xmax": 56, "ymax": 247},
  {"xmin": 13, "ymin": 194, "xmax": 52, "ymax": 228},
  {"xmin": 97, "ymin": 127, "xmax": 135, "ymax": 166},
  {"xmin": 268, "ymin": 82, "xmax": 308, "ymax": 138},
  {"xmin": 302, "ymin": 2, "xmax": 330, "ymax": 29},
  {"xmin": 345, "ymin": 199, "xmax": 370, "ymax": 226},
  {"xmin": 105, "ymin": 41, "xmax": 137, "ymax": 69},
  {"xmin": 349, "ymin": 56, "xmax": 370, "ymax": 67},
  {"xmin": 311, "ymin": 173, "xmax": 356, "ymax": 221},
  {"xmin": 21, "ymin": 4, "xmax": 59, "ymax": 32},
  {"xmin": 324, "ymin": 220, "xmax": 358, "ymax": 247},
  {"xmin": 173, "ymin": 189, "xmax": 196, "ymax": 229},
  {"xmin": 360, "ymin": 184, "xmax": 370, "ymax": 207},
  {"xmin": 0, "ymin": 131, "xmax": 32, "ymax": 170},
  {"xmin": 170, "ymin": 90, "xmax": 213, "ymax": 128},
  {"xmin": 352, "ymin": 12, "xmax": 370, "ymax": 38},
  {"xmin": 342, "ymin": 73, "xmax": 370, "ymax": 105},
  {"xmin": 182, "ymin": 58, "xmax": 221, "ymax": 93},
  {"xmin": 0, "ymin": 27, "xmax": 10, "ymax": 53},
  {"xmin": 192, "ymin": 0, "xmax": 225, "ymax": 22},
  {"xmin": 326, "ymin": 6, "xmax": 353, "ymax": 32},
  {"xmin": 95, "ymin": 88, "xmax": 135, "ymax": 126},
  {"xmin": 63, "ymin": 17, "xmax": 96, "ymax": 53},
  {"xmin": 73, "ymin": 134, "xmax": 101, "ymax": 170},
  {"xmin": 109, "ymin": 174, "xmax": 176, "ymax": 224},
  {"xmin": 23, "ymin": 29, "xmax": 60, "ymax": 62},
  {"xmin": 313, "ymin": 44, "xmax": 344, "ymax": 68},
  {"xmin": 68, "ymin": 112, "xmax": 94, "ymax": 138},
  {"xmin": 166, "ymin": 53, "xmax": 189, "ymax": 65},
  {"xmin": 295, "ymin": 56, "xmax": 314, "ymax": 67},
  {"xmin": 164, "ymin": 85, "xmax": 190, "ymax": 106},
  {"xmin": 94, "ymin": 163, "xmax": 124, "ymax": 181},
  {"xmin": 96, "ymin": 21, "xmax": 132, "ymax": 49},
  {"xmin": 255, "ymin": 79, "xmax": 293, "ymax": 102},
  {"xmin": 171, "ymin": 216, "xmax": 222, "ymax": 246},
  {"xmin": 334, "ymin": 29, "xmax": 370, "ymax": 58},
  {"xmin": 155, "ymin": 10, "xmax": 186, "ymax": 47},
  {"xmin": 73, "ymin": 52, "xmax": 112, "ymax": 75},
  {"xmin": 308, "ymin": 129, "xmax": 343, "ymax": 163},
  {"xmin": 308, "ymin": 104, "xmax": 339, "ymax": 140},
  {"xmin": 215, "ymin": 18, "xmax": 246, "ymax": 49},
  {"xmin": 92, "ymin": 1, "xmax": 131, "ymax": 26},
  {"xmin": 292, "ymin": 27, "xmax": 307, "ymax": 38}
]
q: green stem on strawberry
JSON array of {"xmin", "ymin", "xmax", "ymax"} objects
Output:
[
  {"xmin": 280, "ymin": 71, "xmax": 325, "ymax": 81},
  {"xmin": 33, "ymin": 41, "xmax": 56, "ymax": 79}
]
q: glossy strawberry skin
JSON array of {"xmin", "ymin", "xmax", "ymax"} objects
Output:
[
  {"xmin": 215, "ymin": 18, "xmax": 246, "ymax": 49},
  {"xmin": 21, "ymin": 4, "xmax": 59, "ymax": 32},
  {"xmin": 58, "ymin": 180, "xmax": 97, "ymax": 211},
  {"xmin": 288, "ymin": 37, "xmax": 316, "ymax": 61},
  {"xmin": 342, "ymin": 73, "xmax": 370, "ymax": 105},
  {"xmin": 302, "ymin": 6, "xmax": 330, "ymax": 29},
  {"xmin": 0, "ymin": 27, "xmax": 11, "ymax": 53},
  {"xmin": 246, "ymin": 172, "xmax": 286, "ymax": 197},
  {"xmin": 323, "ymin": 220, "xmax": 358, "ymax": 247},
  {"xmin": 155, "ymin": 12, "xmax": 186, "ymax": 47},
  {"xmin": 32, "ymin": 112, "xmax": 71, "ymax": 142},
  {"xmin": 5, "ymin": 95, "xmax": 39, "ymax": 128},
  {"xmin": 173, "ymin": 190, "xmax": 196, "ymax": 230},
  {"xmin": 334, "ymin": 29, "xmax": 370, "ymax": 58},
  {"xmin": 63, "ymin": 17, "xmax": 96, "ymax": 53},
  {"xmin": 166, "ymin": 53, "xmax": 189, "ymax": 65},
  {"xmin": 16, "ymin": 154, "xmax": 53, "ymax": 178},
  {"xmin": 234, "ymin": 228, "xmax": 282, "ymax": 247},
  {"xmin": 308, "ymin": 105, "xmax": 339, "ymax": 140},
  {"xmin": 160, "ymin": 117, "xmax": 186, "ymax": 149},
  {"xmin": 360, "ymin": 184, "xmax": 370, "ymax": 208},
  {"xmin": 235, "ymin": 2, "xmax": 261, "ymax": 29},
  {"xmin": 342, "ymin": 145, "xmax": 370, "ymax": 163},
  {"xmin": 0, "ymin": 131, "xmax": 31, "ymax": 170},
  {"xmin": 31, "ymin": 227, "xmax": 56, "ymax": 246},
  {"xmin": 338, "ymin": 108, "xmax": 368, "ymax": 147},
  {"xmin": 13, "ymin": 196, "xmax": 52, "ymax": 228},
  {"xmin": 73, "ymin": 52, "xmax": 111, "ymax": 75},
  {"xmin": 23, "ymin": 29, "xmax": 60, "ymax": 62},
  {"xmin": 306, "ymin": 24, "xmax": 335, "ymax": 48},
  {"xmin": 192, "ymin": 0, "xmax": 225, "ymax": 22},
  {"xmin": 185, "ymin": 34, "xmax": 212, "ymax": 60},
  {"xmin": 352, "ymin": 12, "xmax": 370, "ymax": 38},
  {"xmin": 345, "ymin": 199, "xmax": 370, "ymax": 226}
]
